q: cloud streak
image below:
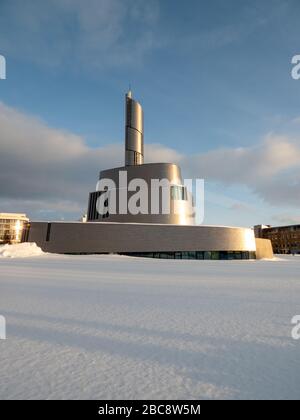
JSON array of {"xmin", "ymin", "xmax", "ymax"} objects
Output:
[
  {"xmin": 0, "ymin": 0, "xmax": 161, "ymax": 70},
  {"xmin": 185, "ymin": 134, "xmax": 300, "ymax": 207},
  {"xmin": 0, "ymin": 102, "xmax": 178, "ymax": 218},
  {"xmin": 0, "ymin": 102, "xmax": 300, "ymax": 221}
]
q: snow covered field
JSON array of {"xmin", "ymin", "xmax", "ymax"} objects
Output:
[{"xmin": 0, "ymin": 249, "xmax": 300, "ymax": 400}]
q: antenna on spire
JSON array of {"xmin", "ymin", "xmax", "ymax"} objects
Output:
[{"xmin": 127, "ymin": 84, "xmax": 132, "ymax": 98}]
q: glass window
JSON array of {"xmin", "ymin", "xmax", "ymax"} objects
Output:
[
  {"xmin": 204, "ymin": 251, "xmax": 212, "ymax": 259},
  {"xmin": 188, "ymin": 251, "xmax": 196, "ymax": 259},
  {"xmin": 118, "ymin": 250, "xmax": 254, "ymax": 260},
  {"xmin": 171, "ymin": 186, "xmax": 187, "ymax": 201},
  {"xmin": 211, "ymin": 251, "xmax": 219, "ymax": 260},
  {"xmin": 181, "ymin": 252, "xmax": 189, "ymax": 259}
]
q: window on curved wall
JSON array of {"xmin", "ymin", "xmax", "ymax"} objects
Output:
[
  {"xmin": 171, "ymin": 185, "xmax": 187, "ymax": 201},
  {"xmin": 211, "ymin": 251, "xmax": 219, "ymax": 260},
  {"xmin": 219, "ymin": 251, "xmax": 228, "ymax": 260},
  {"xmin": 87, "ymin": 191, "xmax": 110, "ymax": 220},
  {"xmin": 119, "ymin": 251, "xmax": 256, "ymax": 260},
  {"xmin": 160, "ymin": 252, "xmax": 173, "ymax": 259}
]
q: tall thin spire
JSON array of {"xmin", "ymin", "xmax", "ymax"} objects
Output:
[{"xmin": 125, "ymin": 91, "xmax": 144, "ymax": 166}]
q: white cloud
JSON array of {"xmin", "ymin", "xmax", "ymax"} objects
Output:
[
  {"xmin": 230, "ymin": 202, "xmax": 254, "ymax": 213},
  {"xmin": 1, "ymin": 101, "xmax": 300, "ymax": 221},
  {"xmin": 0, "ymin": 102, "xmax": 178, "ymax": 219},
  {"xmin": 272, "ymin": 214, "xmax": 300, "ymax": 225},
  {"xmin": 184, "ymin": 134, "xmax": 300, "ymax": 207},
  {"xmin": 0, "ymin": 102, "xmax": 119, "ymax": 202},
  {"xmin": 185, "ymin": 135, "xmax": 300, "ymax": 181},
  {"xmin": 145, "ymin": 143, "xmax": 182, "ymax": 165}
]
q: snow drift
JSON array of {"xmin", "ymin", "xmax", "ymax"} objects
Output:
[{"xmin": 0, "ymin": 242, "xmax": 44, "ymax": 258}]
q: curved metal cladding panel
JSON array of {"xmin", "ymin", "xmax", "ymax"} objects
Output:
[
  {"xmin": 28, "ymin": 222, "xmax": 257, "ymax": 255},
  {"xmin": 255, "ymin": 238, "xmax": 274, "ymax": 259},
  {"xmin": 125, "ymin": 94, "xmax": 144, "ymax": 165},
  {"xmin": 91, "ymin": 163, "xmax": 195, "ymax": 225}
]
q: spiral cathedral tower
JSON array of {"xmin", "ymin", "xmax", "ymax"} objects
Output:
[{"xmin": 125, "ymin": 90, "xmax": 144, "ymax": 166}]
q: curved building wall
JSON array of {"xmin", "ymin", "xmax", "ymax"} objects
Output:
[
  {"xmin": 125, "ymin": 93, "xmax": 144, "ymax": 165},
  {"xmin": 28, "ymin": 222, "xmax": 257, "ymax": 256},
  {"xmin": 255, "ymin": 238, "xmax": 274, "ymax": 259},
  {"xmin": 87, "ymin": 163, "xmax": 195, "ymax": 225}
]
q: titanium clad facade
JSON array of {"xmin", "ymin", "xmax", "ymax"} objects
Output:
[
  {"xmin": 28, "ymin": 222, "xmax": 257, "ymax": 256},
  {"xmin": 87, "ymin": 163, "xmax": 195, "ymax": 225},
  {"xmin": 125, "ymin": 91, "xmax": 144, "ymax": 166},
  {"xmin": 87, "ymin": 92, "xmax": 195, "ymax": 225},
  {"xmin": 25, "ymin": 90, "xmax": 274, "ymax": 259}
]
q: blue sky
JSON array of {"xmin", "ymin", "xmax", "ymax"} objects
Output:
[{"xmin": 0, "ymin": 0, "xmax": 300, "ymax": 226}]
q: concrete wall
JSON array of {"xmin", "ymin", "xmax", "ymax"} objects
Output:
[
  {"xmin": 255, "ymin": 238, "xmax": 274, "ymax": 259},
  {"xmin": 28, "ymin": 221, "xmax": 258, "ymax": 255}
]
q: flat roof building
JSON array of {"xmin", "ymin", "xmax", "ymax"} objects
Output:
[
  {"xmin": 254, "ymin": 224, "xmax": 300, "ymax": 255},
  {"xmin": 0, "ymin": 213, "xmax": 29, "ymax": 244}
]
